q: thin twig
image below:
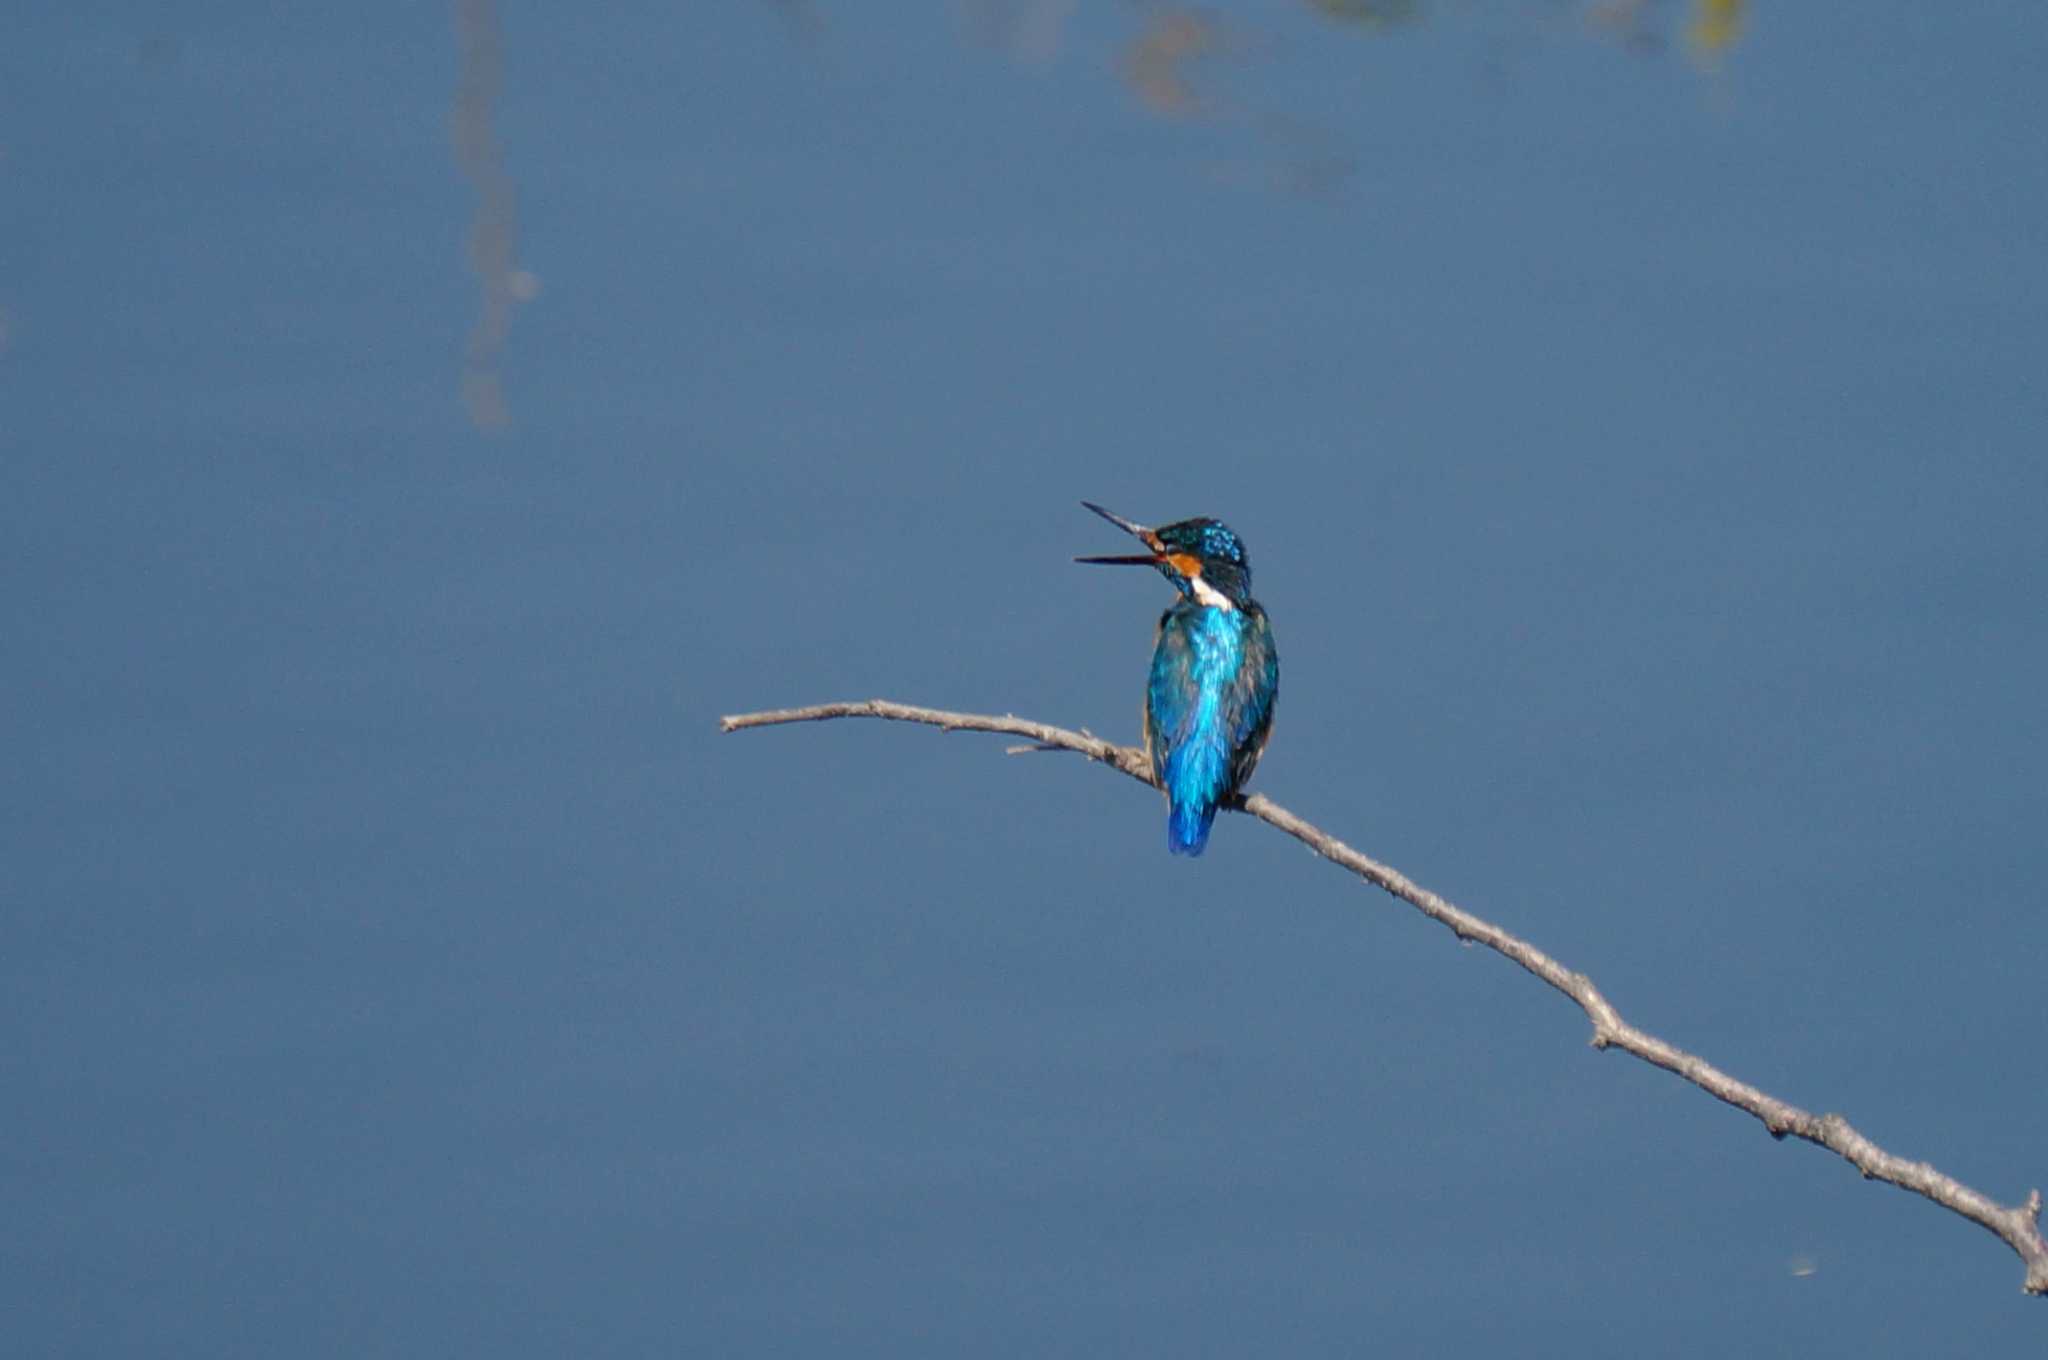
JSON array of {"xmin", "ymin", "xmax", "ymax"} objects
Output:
[{"xmin": 720, "ymin": 697, "xmax": 2048, "ymax": 1295}]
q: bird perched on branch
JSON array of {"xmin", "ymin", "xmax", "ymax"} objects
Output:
[{"xmin": 1077, "ymin": 501, "xmax": 1279, "ymax": 856}]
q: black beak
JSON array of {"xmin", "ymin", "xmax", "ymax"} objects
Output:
[{"xmin": 1075, "ymin": 501, "xmax": 1164, "ymax": 565}]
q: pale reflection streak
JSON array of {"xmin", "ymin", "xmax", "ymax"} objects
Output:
[{"xmin": 451, "ymin": 0, "xmax": 529, "ymax": 429}]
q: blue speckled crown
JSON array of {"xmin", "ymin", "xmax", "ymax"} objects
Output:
[{"xmin": 1155, "ymin": 518, "xmax": 1252, "ymax": 600}]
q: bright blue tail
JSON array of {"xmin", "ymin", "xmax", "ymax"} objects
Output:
[{"xmin": 1167, "ymin": 799, "xmax": 1216, "ymax": 856}]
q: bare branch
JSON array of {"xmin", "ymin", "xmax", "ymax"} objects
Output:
[
  {"xmin": 722, "ymin": 700, "xmax": 1153, "ymax": 780},
  {"xmin": 721, "ymin": 697, "xmax": 2048, "ymax": 1295}
]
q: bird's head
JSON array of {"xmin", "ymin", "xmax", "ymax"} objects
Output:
[{"xmin": 1076, "ymin": 502, "xmax": 1254, "ymax": 610}]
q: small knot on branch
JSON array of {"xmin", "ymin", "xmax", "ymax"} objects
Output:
[{"xmin": 1816, "ymin": 1112, "xmax": 1857, "ymax": 1151}]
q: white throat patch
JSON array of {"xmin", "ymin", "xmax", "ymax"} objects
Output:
[{"xmin": 1188, "ymin": 574, "xmax": 1235, "ymax": 612}]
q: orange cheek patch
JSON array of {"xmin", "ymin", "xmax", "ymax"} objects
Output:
[{"xmin": 1166, "ymin": 553, "xmax": 1203, "ymax": 579}]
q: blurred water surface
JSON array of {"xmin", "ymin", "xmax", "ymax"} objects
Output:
[{"xmin": 6, "ymin": 4, "xmax": 2047, "ymax": 1355}]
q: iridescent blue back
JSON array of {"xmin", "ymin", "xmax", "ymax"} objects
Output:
[{"xmin": 1144, "ymin": 598, "xmax": 1278, "ymax": 856}]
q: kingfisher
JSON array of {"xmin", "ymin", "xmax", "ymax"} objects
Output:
[{"xmin": 1077, "ymin": 501, "xmax": 1279, "ymax": 856}]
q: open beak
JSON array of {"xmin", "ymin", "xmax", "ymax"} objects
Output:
[{"xmin": 1075, "ymin": 501, "xmax": 1164, "ymax": 565}]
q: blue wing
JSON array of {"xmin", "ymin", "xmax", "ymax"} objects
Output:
[{"xmin": 1227, "ymin": 604, "xmax": 1279, "ymax": 793}]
